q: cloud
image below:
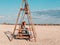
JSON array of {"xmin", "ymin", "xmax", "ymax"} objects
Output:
[
  {"xmin": 32, "ymin": 14, "xmax": 60, "ymax": 24},
  {"xmin": 0, "ymin": 16, "xmax": 5, "ymax": 18},
  {"xmin": 0, "ymin": 9, "xmax": 60, "ymax": 24},
  {"xmin": 31, "ymin": 10, "xmax": 60, "ymax": 24}
]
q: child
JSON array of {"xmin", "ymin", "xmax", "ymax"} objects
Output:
[{"xmin": 21, "ymin": 21, "xmax": 31, "ymax": 35}]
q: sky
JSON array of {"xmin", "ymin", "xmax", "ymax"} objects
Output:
[{"xmin": 0, "ymin": 0, "xmax": 60, "ymax": 24}]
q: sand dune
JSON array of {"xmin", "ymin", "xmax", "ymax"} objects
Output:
[{"xmin": 0, "ymin": 24, "xmax": 60, "ymax": 45}]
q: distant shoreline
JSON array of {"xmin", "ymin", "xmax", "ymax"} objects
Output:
[{"xmin": 0, "ymin": 23, "xmax": 60, "ymax": 26}]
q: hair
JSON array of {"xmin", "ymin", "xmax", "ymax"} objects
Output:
[{"xmin": 22, "ymin": 21, "xmax": 26, "ymax": 25}]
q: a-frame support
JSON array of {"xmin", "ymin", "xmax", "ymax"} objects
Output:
[{"xmin": 11, "ymin": 0, "xmax": 36, "ymax": 42}]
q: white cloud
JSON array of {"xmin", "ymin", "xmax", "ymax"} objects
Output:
[
  {"xmin": 0, "ymin": 9, "xmax": 60, "ymax": 24},
  {"xmin": 32, "ymin": 14, "xmax": 60, "ymax": 24},
  {"xmin": 0, "ymin": 16, "xmax": 5, "ymax": 18}
]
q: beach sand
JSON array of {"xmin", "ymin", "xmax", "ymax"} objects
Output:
[{"xmin": 0, "ymin": 24, "xmax": 60, "ymax": 45}]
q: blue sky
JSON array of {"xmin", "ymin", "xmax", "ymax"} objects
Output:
[{"xmin": 0, "ymin": 0, "xmax": 60, "ymax": 24}]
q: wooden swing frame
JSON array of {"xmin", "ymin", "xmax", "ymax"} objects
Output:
[{"xmin": 10, "ymin": 0, "xmax": 36, "ymax": 42}]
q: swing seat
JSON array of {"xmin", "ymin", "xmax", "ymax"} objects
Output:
[
  {"xmin": 15, "ymin": 34, "xmax": 30, "ymax": 40},
  {"xmin": 14, "ymin": 30, "xmax": 30, "ymax": 40}
]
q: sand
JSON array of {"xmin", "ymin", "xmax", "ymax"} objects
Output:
[{"xmin": 0, "ymin": 24, "xmax": 60, "ymax": 45}]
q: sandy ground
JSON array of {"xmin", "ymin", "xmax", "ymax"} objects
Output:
[{"xmin": 0, "ymin": 24, "xmax": 60, "ymax": 45}]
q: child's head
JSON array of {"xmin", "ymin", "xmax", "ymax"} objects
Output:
[{"xmin": 22, "ymin": 21, "xmax": 26, "ymax": 25}]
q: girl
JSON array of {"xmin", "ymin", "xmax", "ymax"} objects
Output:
[{"xmin": 21, "ymin": 21, "xmax": 31, "ymax": 35}]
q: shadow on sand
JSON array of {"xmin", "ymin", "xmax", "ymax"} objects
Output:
[{"xmin": 4, "ymin": 31, "xmax": 30, "ymax": 41}]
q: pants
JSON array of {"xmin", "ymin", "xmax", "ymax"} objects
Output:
[{"xmin": 22, "ymin": 30, "xmax": 31, "ymax": 35}]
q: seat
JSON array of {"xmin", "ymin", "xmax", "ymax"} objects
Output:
[{"xmin": 14, "ymin": 29, "xmax": 30, "ymax": 40}]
